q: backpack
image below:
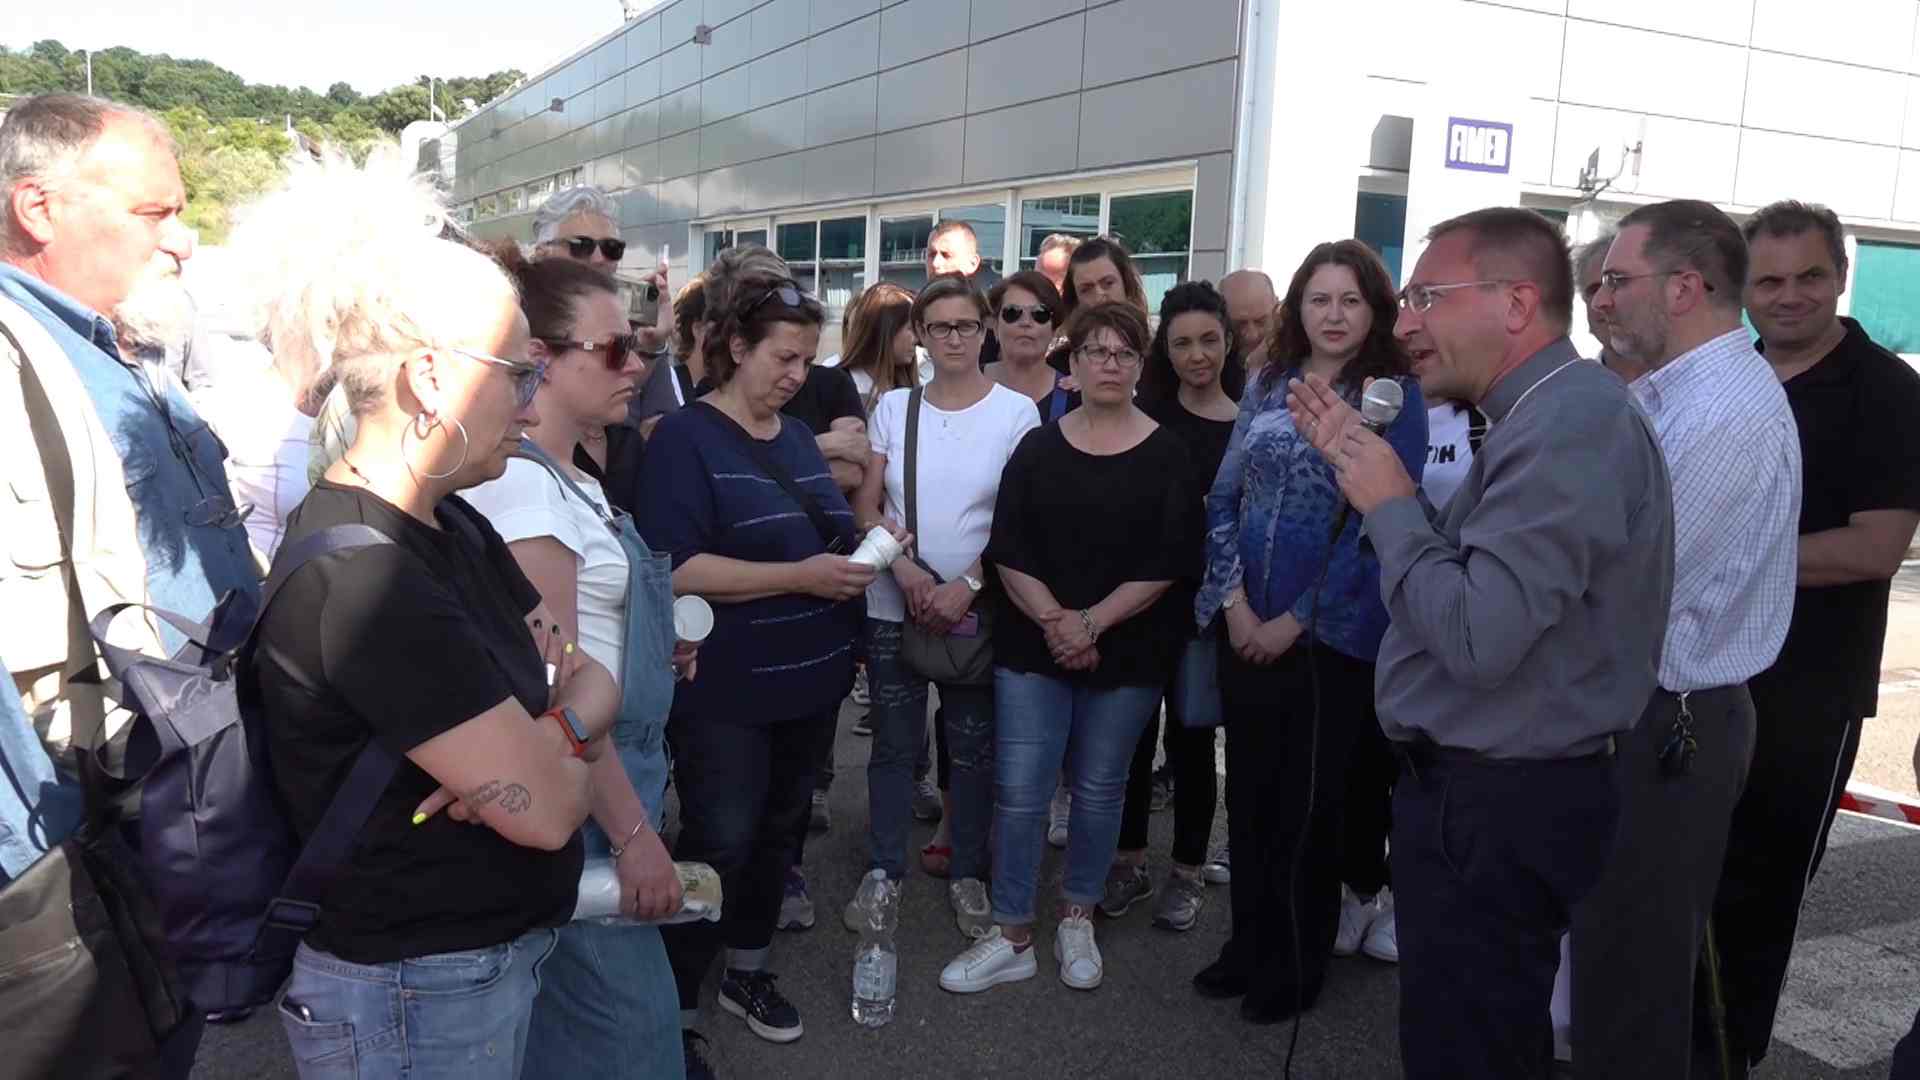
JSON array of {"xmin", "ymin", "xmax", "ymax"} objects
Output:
[{"xmin": 84, "ymin": 524, "xmax": 402, "ymax": 1014}]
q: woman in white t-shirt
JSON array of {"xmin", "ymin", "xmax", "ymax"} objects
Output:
[
  {"xmin": 464, "ymin": 253, "xmax": 689, "ymax": 1080},
  {"xmin": 850, "ymin": 274, "xmax": 1040, "ymax": 940},
  {"xmin": 188, "ymin": 332, "xmax": 313, "ymax": 562}
]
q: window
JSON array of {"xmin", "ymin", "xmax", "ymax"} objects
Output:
[
  {"xmin": 479, "ymin": 194, "xmax": 499, "ymax": 219},
  {"xmin": 1354, "ymin": 192, "xmax": 1408, "ymax": 284},
  {"xmin": 1019, "ymin": 193, "xmax": 1100, "ymax": 270},
  {"xmin": 1109, "ymin": 190, "xmax": 1193, "ymax": 313},
  {"xmin": 1853, "ymin": 241, "xmax": 1920, "ymax": 355},
  {"xmin": 879, "ymin": 215, "xmax": 932, "ymax": 293},
  {"xmin": 526, "ymin": 176, "xmax": 554, "ymax": 210},
  {"xmin": 818, "ymin": 216, "xmax": 867, "ymax": 313},
  {"xmin": 737, "ymin": 229, "xmax": 768, "ymax": 249},
  {"xmin": 704, "ymin": 228, "xmax": 735, "ymax": 268}
]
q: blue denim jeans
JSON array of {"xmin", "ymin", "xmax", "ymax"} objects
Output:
[
  {"xmin": 865, "ymin": 619, "xmax": 994, "ymax": 880},
  {"xmin": 276, "ymin": 931, "xmax": 556, "ymax": 1079},
  {"xmin": 990, "ymin": 669, "xmax": 1159, "ymax": 925},
  {"xmin": 522, "ymin": 921, "xmax": 683, "ymax": 1080}
]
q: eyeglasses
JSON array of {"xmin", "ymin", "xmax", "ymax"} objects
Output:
[
  {"xmin": 1074, "ymin": 343, "xmax": 1142, "ymax": 369},
  {"xmin": 540, "ymin": 333, "xmax": 642, "ymax": 371},
  {"xmin": 923, "ymin": 319, "xmax": 984, "ymax": 342},
  {"xmin": 999, "ymin": 304, "xmax": 1052, "ymax": 326},
  {"xmin": 558, "ymin": 235, "xmax": 627, "ymax": 261},
  {"xmin": 1597, "ymin": 268, "xmax": 1713, "ymax": 295},
  {"xmin": 1397, "ymin": 280, "xmax": 1511, "ymax": 313},
  {"xmin": 448, "ymin": 347, "xmax": 548, "ymax": 409},
  {"xmin": 741, "ymin": 280, "xmax": 824, "ymax": 320}
]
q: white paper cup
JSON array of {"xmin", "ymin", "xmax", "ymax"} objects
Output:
[
  {"xmin": 672, "ymin": 595, "xmax": 715, "ymax": 643},
  {"xmin": 847, "ymin": 526, "xmax": 904, "ymax": 570}
]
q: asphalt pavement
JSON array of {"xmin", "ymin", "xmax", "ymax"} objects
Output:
[{"xmin": 193, "ymin": 700, "xmax": 1920, "ymax": 1079}]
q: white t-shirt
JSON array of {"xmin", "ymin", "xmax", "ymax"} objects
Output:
[
  {"xmin": 466, "ymin": 458, "xmax": 631, "ymax": 679},
  {"xmin": 190, "ymin": 360, "xmax": 313, "ymax": 562},
  {"xmin": 866, "ymin": 382, "xmax": 1039, "ymax": 622},
  {"xmin": 1422, "ymin": 402, "xmax": 1480, "ymax": 511}
]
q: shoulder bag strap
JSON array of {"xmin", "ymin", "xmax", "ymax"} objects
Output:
[
  {"xmin": 901, "ymin": 388, "xmax": 943, "ymax": 584},
  {"xmin": 690, "ymin": 401, "xmax": 851, "ymax": 553},
  {"xmin": 512, "ymin": 439, "xmax": 618, "ymax": 531}
]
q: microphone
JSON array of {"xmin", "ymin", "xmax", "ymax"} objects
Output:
[{"xmin": 1327, "ymin": 379, "xmax": 1406, "ymax": 541}]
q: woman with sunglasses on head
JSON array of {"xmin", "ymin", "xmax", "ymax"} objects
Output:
[
  {"xmin": 939, "ymin": 301, "xmax": 1200, "ymax": 996},
  {"xmin": 641, "ymin": 256, "xmax": 886, "ymax": 1054},
  {"xmin": 847, "ymin": 274, "xmax": 1039, "ymax": 940},
  {"xmin": 1190, "ymin": 240, "xmax": 1426, "ymax": 1024},
  {"xmin": 1098, "ymin": 282, "xmax": 1247, "ymax": 932},
  {"xmin": 240, "ymin": 153, "xmax": 622, "ymax": 1080},
  {"xmin": 464, "ymin": 249, "xmax": 692, "ymax": 1080}
]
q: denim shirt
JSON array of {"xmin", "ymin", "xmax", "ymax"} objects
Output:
[
  {"xmin": 0, "ymin": 658, "xmax": 80, "ymax": 883},
  {"xmin": 1195, "ymin": 368, "xmax": 1427, "ymax": 661},
  {"xmin": 0, "ymin": 267, "xmax": 260, "ymax": 653}
]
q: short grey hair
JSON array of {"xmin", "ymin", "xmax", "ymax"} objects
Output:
[
  {"xmin": 1037, "ymin": 233, "xmax": 1082, "ymax": 260},
  {"xmin": 532, "ymin": 185, "xmax": 618, "ymax": 245},
  {"xmin": 1573, "ymin": 231, "xmax": 1615, "ymax": 281},
  {"xmin": 0, "ymin": 93, "xmax": 171, "ymax": 251}
]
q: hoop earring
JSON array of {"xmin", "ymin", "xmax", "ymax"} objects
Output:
[{"xmin": 403, "ymin": 412, "xmax": 471, "ymax": 481}]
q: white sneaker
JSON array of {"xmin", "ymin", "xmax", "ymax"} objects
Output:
[
  {"xmin": 939, "ymin": 927, "xmax": 1037, "ymax": 993},
  {"xmin": 1053, "ymin": 912, "xmax": 1103, "ymax": 990},
  {"xmin": 1334, "ymin": 884, "xmax": 1374, "ymax": 957},
  {"xmin": 1047, "ymin": 787, "xmax": 1071, "ymax": 848},
  {"xmin": 1361, "ymin": 890, "xmax": 1399, "ymax": 963},
  {"xmin": 850, "ymin": 667, "xmax": 870, "ymax": 707}
]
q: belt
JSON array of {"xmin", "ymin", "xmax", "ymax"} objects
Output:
[{"xmin": 1390, "ymin": 735, "xmax": 1615, "ymax": 784}]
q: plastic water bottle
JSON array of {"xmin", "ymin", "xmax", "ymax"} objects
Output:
[{"xmin": 850, "ymin": 869, "xmax": 899, "ymax": 1027}]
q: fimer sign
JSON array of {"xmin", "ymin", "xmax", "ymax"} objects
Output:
[{"xmin": 1445, "ymin": 117, "xmax": 1513, "ymax": 174}]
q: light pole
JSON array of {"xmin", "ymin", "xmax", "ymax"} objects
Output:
[{"xmin": 80, "ymin": 49, "xmax": 92, "ymax": 96}]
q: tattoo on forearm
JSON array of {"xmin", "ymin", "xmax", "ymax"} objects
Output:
[
  {"xmin": 461, "ymin": 780, "xmax": 534, "ymax": 815},
  {"xmin": 464, "ymin": 780, "xmax": 504, "ymax": 808},
  {"xmin": 500, "ymin": 784, "xmax": 532, "ymax": 813}
]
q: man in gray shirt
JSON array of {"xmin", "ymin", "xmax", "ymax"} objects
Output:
[{"xmin": 1290, "ymin": 207, "xmax": 1673, "ymax": 1080}]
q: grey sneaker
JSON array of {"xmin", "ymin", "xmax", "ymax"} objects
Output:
[
  {"xmin": 1097, "ymin": 863, "xmax": 1155, "ymax": 918},
  {"xmin": 1202, "ymin": 844, "xmax": 1231, "ymax": 885},
  {"xmin": 808, "ymin": 789, "xmax": 830, "ymax": 833},
  {"xmin": 776, "ymin": 868, "xmax": 815, "ymax": 930},
  {"xmin": 912, "ymin": 777, "xmax": 944, "ymax": 822},
  {"xmin": 850, "ymin": 667, "xmax": 870, "ymax": 706},
  {"xmin": 1151, "ymin": 871, "xmax": 1206, "ymax": 931},
  {"xmin": 1149, "ymin": 772, "xmax": 1175, "ymax": 813},
  {"xmin": 949, "ymin": 877, "xmax": 993, "ymax": 940}
]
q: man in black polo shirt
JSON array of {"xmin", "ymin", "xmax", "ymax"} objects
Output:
[{"xmin": 1711, "ymin": 199, "xmax": 1920, "ymax": 1072}]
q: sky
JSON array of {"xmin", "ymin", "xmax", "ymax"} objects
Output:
[{"xmin": 8, "ymin": 1, "xmax": 649, "ymax": 97}]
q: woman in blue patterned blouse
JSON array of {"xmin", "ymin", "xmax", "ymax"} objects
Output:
[{"xmin": 1189, "ymin": 240, "xmax": 1428, "ymax": 1024}]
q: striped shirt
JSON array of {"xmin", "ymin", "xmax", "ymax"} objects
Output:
[{"xmin": 1631, "ymin": 328, "xmax": 1802, "ymax": 691}]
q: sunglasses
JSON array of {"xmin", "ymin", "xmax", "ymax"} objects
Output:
[
  {"xmin": 540, "ymin": 333, "xmax": 642, "ymax": 371},
  {"xmin": 999, "ymin": 303, "xmax": 1052, "ymax": 326},
  {"xmin": 742, "ymin": 280, "xmax": 822, "ymax": 319},
  {"xmin": 449, "ymin": 347, "xmax": 548, "ymax": 409},
  {"xmin": 559, "ymin": 235, "xmax": 627, "ymax": 261}
]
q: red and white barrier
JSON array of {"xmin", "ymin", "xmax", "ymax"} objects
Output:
[{"xmin": 1837, "ymin": 782, "xmax": 1920, "ymax": 829}]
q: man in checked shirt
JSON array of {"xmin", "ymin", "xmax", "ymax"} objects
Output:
[{"xmin": 1576, "ymin": 199, "xmax": 1803, "ymax": 1078}]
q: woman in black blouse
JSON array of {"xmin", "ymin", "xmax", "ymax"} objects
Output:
[
  {"xmin": 937, "ymin": 302, "xmax": 1199, "ymax": 997},
  {"xmin": 1099, "ymin": 282, "xmax": 1247, "ymax": 932}
]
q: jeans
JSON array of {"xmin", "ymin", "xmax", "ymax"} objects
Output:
[
  {"xmin": 0, "ymin": 675, "xmax": 79, "ymax": 883},
  {"xmin": 522, "ymin": 921, "xmax": 683, "ymax": 1080},
  {"xmin": 276, "ymin": 931, "xmax": 557, "ymax": 1080},
  {"xmin": 865, "ymin": 619, "xmax": 995, "ymax": 880},
  {"xmin": 991, "ymin": 668, "xmax": 1159, "ymax": 925}
]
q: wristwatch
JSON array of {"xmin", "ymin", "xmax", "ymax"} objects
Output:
[
  {"xmin": 961, "ymin": 574, "xmax": 983, "ymax": 593},
  {"xmin": 545, "ymin": 707, "xmax": 590, "ymax": 758}
]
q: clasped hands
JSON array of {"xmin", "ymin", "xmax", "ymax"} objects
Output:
[{"xmin": 1286, "ymin": 373, "xmax": 1415, "ymax": 515}]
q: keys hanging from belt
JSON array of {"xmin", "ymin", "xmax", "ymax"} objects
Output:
[{"xmin": 1658, "ymin": 690, "xmax": 1698, "ymax": 777}]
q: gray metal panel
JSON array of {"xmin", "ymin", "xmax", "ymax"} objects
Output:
[
  {"xmin": 751, "ymin": 42, "xmax": 810, "ymax": 109},
  {"xmin": 970, "ymin": 0, "xmax": 1085, "ymax": 42},
  {"xmin": 1191, "ymin": 152, "xmax": 1230, "ymax": 251},
  {"xmin": 743, "ymin": 152, "xmax": 806, "ymax": 209},
  {"xmin": 752, "ymin": 0, "xmax": 810, "ymax": 59},
  {"xmin": 804, "ymin": 137, "xmax": 877, "ymax": 201},
  {"xmin": 595, "ymin": 39, "xmax": 624, "ymax": 85},
  {"xmin": 705, "ymin": 97, "xmax": 808, "ymax": 170},
  {"xmin": 876, "ymin": 49, "xmax": 966, "ymax": 133},
  {"xmin": 590, "ymin": 152, "xmax": 623, "ymax": 191},
  {"xmin": 1189, "ymin": 249, "xmax": 1226, "ymax": 282},
  {"xmin": 660, "ymin": 129, "xmax": 702, "ymax": 179},
  {"xmin": 588, "ymin": 115, "xmax": 623, "ymax": 161},
  {"xmin": 700, "ymin": 165, "xmax": 746, "ymax": 217},
  {"xmin": 625, "ymin": 61, "xmax": 661, "ymax": 110},
  {"xmin": 1082, "ymin": 0, "xmax": 1239, "ymax": 87},
  {"xmin": 623, "ymin": 141, "xmax": 661, "ymax": 188},
  {"xmin": 660, "ymin": 84, "xmax": 703, "ymax": 137},
  {"xmin": 812, "ymin": 0, "xmax": 879, "ymax": 33},
  {"xmin": 661, "ymin": 42, "xmax": 703, "ymax": 94},
  {"xmin": 806, "ymin": 76, "xmax": 878, "ymax": 147},
  {"xmin": 621, "ymin": 100, "xmax": 660, "ymax": 150},
  {"xmin": 702, "ymin": 65, "xmax": 752, "ymax": 125},
  {"xmin": 703, "ymin": 16, "xmax": 753, "ymax": 76},
  {"xmin": 876, "ymin": 118, "xmax": 965, "ymax": 192},
  {"xmin": 1077, "ymin": 59, "xmax": 1236, "ymax": 168},
  {"xmin": 660, "ymin": 174, "xmax": 701, "ymax": 219},
  {"xmin": 966, "ymin": 13, "xmax": 1083, "ymax": 113},
  {"xmin": 807, "ymin": 13, "xmax": 881, "ymax": 92},
  {"xmin": 594, "ymin": 79, "xmax": 622, "ymax": 123},
  {"xmin": 659, "ymin": 0, "xmax": 703, "ymax": 51},
  {"xmin": 618, "ymin": 182, "xmax": 660, "ymax": 226},
  {"xmin": 963, "ymin": 95, "xmax": 1079, "ymax": 183},
  {"xmin": 626, "ymin": 16, "xmax": 662, "ymax": 66},
  {"xmin": 705, "ymin": 0, "xmax": 759, "ymax": 28},
  {"xmin": 881, "ymin": 0, "xmax": 970, "ymax": 68}
]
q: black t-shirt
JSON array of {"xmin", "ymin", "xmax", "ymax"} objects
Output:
[
  {"xmin": 1143, "ymin": 394, "xmax": 1236, "ymax": 616},
  {"xmin": 251, "ymin": 481, "xmax": 583, "ymax": 964},
  {"xmin": 574, "ymin": 422, "xmax": 646, "ymax": 517},
  {"xmin": 782, "ymin": 364, "xmax": 865, "ymax": 435},
  {"xmin": 987, "ymin": 423, "xmax": 1199, "ymax": 687},
  {"xmin": 1752, "ymin": 318, "xmax": 1920, "ymax": 717}
]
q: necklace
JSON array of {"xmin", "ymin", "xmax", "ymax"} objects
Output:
[{"xmin": 341, "ymin": 455, "xmax": 374, "ymax": 486}]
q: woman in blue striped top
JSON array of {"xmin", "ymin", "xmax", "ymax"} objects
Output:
[{"xmin": 1189, "ymin": 240, "xmax": 1427, "ymax": 1023}]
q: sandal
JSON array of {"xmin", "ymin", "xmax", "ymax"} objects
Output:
[{"xmin": 920, "ymin": 842, "xmax": 953, "ymax": 878}]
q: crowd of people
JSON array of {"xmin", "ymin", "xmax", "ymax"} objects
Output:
[{"xmin": 4, "ymin": 88, "xmax": 1920, "ymax": 1080}]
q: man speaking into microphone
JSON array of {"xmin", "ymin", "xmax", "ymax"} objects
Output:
[{"xmin": 1290, "ymin": 207, "xmax": 1673, "ymax": 1080}]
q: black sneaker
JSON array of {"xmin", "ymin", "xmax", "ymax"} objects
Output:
[
  {"xmin": 719, "ymin": 969, "xmax": 803, "ymax": 1043},
  {"xmin": 682, "ymin": 1028, "xmax": 717, "ymax": 1080}
]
